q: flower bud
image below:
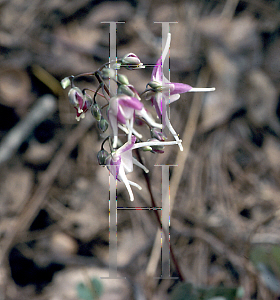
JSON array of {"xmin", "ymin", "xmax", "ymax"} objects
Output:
[
  {"xmin": 101, "ymin": 68, "xmax": 115, "ymax": 79},
  {"xmin": 117, "ymin": 85, "xmax": 134, "ymax": 97},
  {"xmin": 97, "ymin": 149, "xmax": 109, "ymax": 165},
  {"xmin": 68, "ymin": 87, "xmax": 83, "ymax": 107},
  {"xmin": 117, "ymin": 74, "xmax": 129, "ymax": 85},
  {"xmin": 150, "ymin": 128, "xmax": 167, "ymax": 141},
  {"xmin": 148, "ymin": 138, "xmax": 165, "ymax": 153},
  {"xmin": 98, "ymin": 117, "xmax": 109, "ymax": 132},
  {"xmin": 83, "ymin": 92, "xmax": 93, "ymax": 106},
  {"xmin": 121, "ymin": 53, "xmax": 141, "ymax": 65},
  {"xmin": 61, "ymin": 77, "xmax": 71, "ymax": 89},
  {"xmin": 112, "ymin": 63, "xmax": 121, "ymax": 70},
  {"xmin": 147, "ymin": 81, "xmax": 162, "ymax": 91},
  {"xmin": 140, "ymin": 145, "xmax": 153, "ymax": 152},
  {"xmin": 91, "ymin": 103, "xmax": 102, "ymax": 121}
]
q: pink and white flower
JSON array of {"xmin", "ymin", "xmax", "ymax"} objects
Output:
[
  {"xmin": 107, "ymin": 135, "xmax": 182, "ymax": 201},
  {"xmin": 108, "ymin": 94, "xmax": 143, "ymax": 148},
  {"xmin": 148, "ymin": 33, "xmax": 215, "ymax": 151},
  {"xmin": 68, "ymin": 87, "xmax": 92, "ymax": 121}
]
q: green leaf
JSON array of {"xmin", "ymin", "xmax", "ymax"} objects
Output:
[
  {"xmin": 250, "ymin": 245, "xmax": 280, "ymax": 292},
  {"xmin": 77, "ymin": 277, "xmax": 103, "ymax": 300},
  {"xmin": 170, "ymin": 283, "xmax": 237, "ymax": 300},
  {"xmin": 170, "ymin": 283, "xmax": 199, "ymax": 300},
  {"xmin": 199, "ymin": 286, "xmax": 237, "ymax": 300}
]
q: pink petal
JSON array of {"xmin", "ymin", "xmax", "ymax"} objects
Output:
[
  {"xmin": 150, "ymin": 95, "xmax": 161, "ymax": 118},
  {"xmin": 110, "ymin": 156, "xmax": 121, "ymax": 179},
  {"xmin": 151, "ymin": 58, "xmax": 162, "ymax": 82},
  {"xmin": 116, "ymin": 136, "xmax": 136, "ymax": 155},
  {"xmin": 118, "ymin": 96, "xmax": 143, "ymax": 110},
  {"xmin": 169, "ymin": 82, "xmax": 193, "ymax": 94},
  {"xmin": 117, "ymin": 108, "xmax": 127, "ymax": 124},
  {"xmin": 76, "ymin": 92, "xmax": 84, "ymax": 110}
]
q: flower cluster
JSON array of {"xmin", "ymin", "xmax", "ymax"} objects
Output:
[{"xmin": 61, "ymin": 34, "xmax": 215, "ymax": 201}]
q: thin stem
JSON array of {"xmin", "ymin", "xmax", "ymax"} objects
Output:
[
  {"xmin": 140, "ymin": 88, "xmax": 154, "ymax": 97},
  {"xmin": 101, "ymin": 136, "xmax": 110, "ymax": 151},
  {"xmin": 97, "ymin": 59, "xmax": 122, "ymax": 72},
  {"xmin": 101, "ymin": 103, "xmax": 109, "ymax": 110},
  {"xmin": 94, "ymin": 71, "xmax": 110, "ymax": 98},
  {"xmin": 101, "ymin": 84, "xmax": 110, "ymax": 103},
  {"xmin": 82, "ymin": 88, "xmax": 105, "ymax": 99},
  {"xmin": 135, "ymin": 149, "xmax": 185, "ymax": 282},
  {"xmin": 91, "ymin": 85, "xmax": 103, "ymax": 103}
]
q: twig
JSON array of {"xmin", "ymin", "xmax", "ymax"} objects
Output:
[
  {"xmin": 0, "ymin": 95, "xmax": 57, "ymax": 166},
  {"xmin": 0, "ymin": 115, "xmax": 94, "ymax": 267},
  {"xmin": 220, "ymin": 0, "xmax": 240, "ymax": 19},
  {"xmin": 244, "ymin": 210, "xmax": 280, "ymax": 259},
  {"xmin": 171, "ymin": 226, "xmax": 258, "ymax": 278}
]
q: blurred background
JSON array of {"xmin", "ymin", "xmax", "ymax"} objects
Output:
[{"xmin": 0, "ymin": 0, "xmax": 280, "ymax": 299}]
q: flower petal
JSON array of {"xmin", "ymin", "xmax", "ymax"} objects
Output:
[
  {"xmin": 115, "ymin": 135, "xmax": 136, "ymax": 155},
  {"xmin": 118, "ymin": 165, "xmax": 135, "ymax": 201},
  {"xmin": 169, "ymin": 82, "xmax": 193, "ymax": 94},
  {"xmin": 136, "ymin": 107, "xmax": 162, "ymax": 129},
  {"xmin": 118, "ymin": 96, "xmax": 143, "ymax": 110},
  {"xmin": 117, "ymin": 106, "xmax": 130, "ymax": 124},
  {"xmin": 152, "ymin": 93, "xmax": 162, "ymax": 118},
  {"xmin": 151, "ymin": 58, "xmax": 162, "ymax": 82},
  {"xmin": 131, "ymin": 138, "xmax": 182, "ymax": 150},
  {"xmin": 121, "ymin": 149, "xmax": 133, "ymax": 173},
  {"xmin": 109, "ymin": 156, "xmax": 121, "ymax": 179}
]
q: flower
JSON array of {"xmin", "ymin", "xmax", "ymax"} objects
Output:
[
  {"xmin": 107, "ymin": 135, "xmax": 182, "ymax": 201},
  {"xmin": 68, "ymin": 87, "xmax": 93, "ymax": 121},
  {"xmin": 149, "ymin": 33, "xmax": 215, "ymax": 113},
  {"xmin": 147, "ymin": 33, "xmax": 215, "ymax": 151},
  {"xmin": 107, "ymin": 135, "xmax": 143, "ymax": 202},
  {"xmin": 121, "ymin": 53, "xmax": 145, "ymax": 70},
  {"xmin": 108, "ymin": 94, "xmax": 143, "ymax": 148}
]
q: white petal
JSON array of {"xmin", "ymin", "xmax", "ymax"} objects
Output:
[
  {"xmin": 165, "ymin": 115, "xmax": 183, "ymax": 151},
  {"xmin": 162, "ymin": 33, "xmax": 171, "ymax": 67},
  {"xmin": 188, "ymin": 87, "xmax": 216, "ymax": 92},
  {"xmin": 118, "ymin": 166, "xmax": 134, "ymax": 201},
  {"xmin": 137, "ymin": 108, "xmax": 162, "ymax": 129},
  {"xmin": 132, "ymin": 157, "xmax": 149, "ymax": 173},
  {"xmin": 121, "ymin": 150, "xmax": 133, "ymax": 173},
  {"xmin": 128, "ymin": 180, "xmax": 142, "ymax": 190},
  {"xmin": 132, "ymin": 139, "xmax": 182, "ymax": 150}
]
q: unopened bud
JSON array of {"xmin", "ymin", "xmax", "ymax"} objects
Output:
[
  {"xmin": 122, "ymin": 53, "xmax": 141, "ymax": 65},
  {"xmin": 148, "ymin": 138, "xmax": 165, "ymax": 153},
  {"xmin": 147, "ymin": 81, "xmax": 162, "ymax": 91},
  {"xmin": 102, "ymin": 68, "xmax": 115, "ymax": 79},
  {"xmin": 98, "ymin": 117, "xmax": 109, "ymax": 132},
  {"xmin": 97, "ymin": 149, "xmax": 109, "ymax": 165},
  {"xmin": 150, "ymin": 128, "xmax": 167, "ymax": 141},
  {"xmin": 83, "ymin": 92, "xmax": 93, "ymax": 106},
  {"xmin": 61, "ymin": 77, "xmax": 71, "ymax": 89},
  {"xmin": 117, "ymin": 74, "xmax": 129, "ymax": 85},
  {"xmin": 141, "ymin": 145, "xmax": 153, "ymax": 152},
  {"xmin": 117, "ymin": 85, "xmax": 134, "ymax": 97},
  {"xmin": 112, "ymin": 63, "xmax": 121, "ymax": 70},
  {"xmin": 91, "ymin": 103, "xmax": 102, "ymax": 121}
]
